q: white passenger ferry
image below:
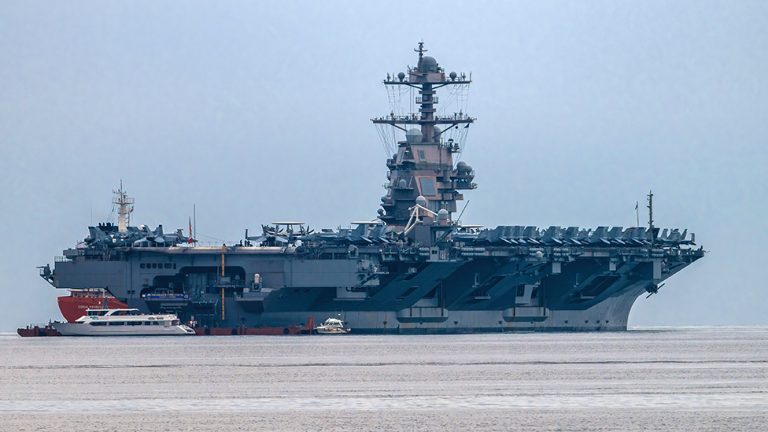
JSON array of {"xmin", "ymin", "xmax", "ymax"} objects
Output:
[{"xmin": 52, "ymin": 308, "xmax": 195, "ymax": 336}]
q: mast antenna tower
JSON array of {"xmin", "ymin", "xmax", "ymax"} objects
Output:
[
  {"xmin": 371, "ymin": 42, "xmax": 477, "ymax": 227},
  {"xmin": 113, "ymin": 180, "xmax": 134, "ymax": 233},
  {"xmin": 647, "ymin": 190, "xmax": 655, "ymax": 247}
]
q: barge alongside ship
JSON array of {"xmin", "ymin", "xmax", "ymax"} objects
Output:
[{"xmin": 38, "ymin": 44, "xmax": 704, "ymax": 334}]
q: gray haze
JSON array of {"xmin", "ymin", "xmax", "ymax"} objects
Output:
[{"xmin": 0, "ymin": 1, "xmax": 766, "ymax": 330}]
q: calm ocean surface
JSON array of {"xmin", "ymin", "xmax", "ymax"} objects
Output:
[{"xmin": 0, "ymin": 327, "xmax": 766, "ymax": 431}]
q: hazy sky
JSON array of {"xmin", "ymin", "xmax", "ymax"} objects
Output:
[{"xmin": 1, "ymin": 1, "xmax": 766, "ymax": 330}]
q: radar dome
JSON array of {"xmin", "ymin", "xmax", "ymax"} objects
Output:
[
  {"xmin": 397, "ymin": 72, "xmax": 405, "ymax": 81},
  {"xmin": 419, "ymin": 56, "xmax": 439, "ymax": 73},
  {"xmin": 456, "ymin": 161, "xmax": 470, "ymax": 172},
  {"xmin": 415, "ymin": 195, "xmax": 428, "ymax": 207},
  {"xmin": 437, "ymin": 209, "xmax": 449, "ymax": 221},
  {"xmin": 449, "ymin": 71, "xmax": 457, "ymax": 80},
  {"xmin": 405, "ymin": 128, "xmax": 423, "ymax": 144},
  {"xmin": 433, "ymin": 126, "xmax": 441, "ymax": 141},
  {"xmin": 398, "ymin": 179, "xmax": 407, "ymax": 188}
]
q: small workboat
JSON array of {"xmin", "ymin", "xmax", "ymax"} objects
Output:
[
  {"xmin": 52, "ymin": 308, "xmax": 195, "ymax": 336},
  {"xmin": 314, "ymin": 317, "xmax": 350, "ymax": 335}
]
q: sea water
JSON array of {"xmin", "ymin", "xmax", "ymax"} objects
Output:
[{"xmin": 0, "ymin": 327, "xmax": 766, "ymax": 431}]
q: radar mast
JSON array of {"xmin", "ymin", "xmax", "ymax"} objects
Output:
[{"xmin": 112, "ymin": 180, "xmax": 134, "ymax": 233}]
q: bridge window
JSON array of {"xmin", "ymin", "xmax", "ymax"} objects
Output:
[{"xmin": 418, "ymin": 178, "xmax": 437, "ymax": 196}]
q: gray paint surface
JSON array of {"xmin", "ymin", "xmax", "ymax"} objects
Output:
[{"xmin": 0, "ymin": 1, "xmax": 767, "ymax": 330}]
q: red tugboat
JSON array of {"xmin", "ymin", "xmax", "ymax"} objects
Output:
[
  {"xmin": 17, "ymin": 324, "xmax": 61, "ymax": 337},
  {"xmin": 57, "ymin": 289, "xmax": 128, "ymax": 323}
]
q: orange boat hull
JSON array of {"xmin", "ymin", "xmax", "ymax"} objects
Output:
[{"xmin": 57, "ymin": 295, "xmax": 128, "ymax": 322}]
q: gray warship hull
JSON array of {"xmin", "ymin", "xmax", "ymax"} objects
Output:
[
  {"xmin": 47, "ymin": 234, "xmax": 701, "ymax": 333},
  {"xmin": 40, "ymin": 44, "xmax": 703, "ymax": 332}
]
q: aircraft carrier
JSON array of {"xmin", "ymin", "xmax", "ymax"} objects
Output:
[{"xmin": 39, "ymin": 44, "xmax": 704, "ymax": 333}]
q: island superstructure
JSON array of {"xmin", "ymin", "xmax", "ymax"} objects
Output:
[{"xmin": 39, "ymin": 44, "xmax": 704, "ymax": 333}]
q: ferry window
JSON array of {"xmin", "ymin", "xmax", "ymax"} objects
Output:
[
  {"xmin": 152, "ymin": 263, "xmax": 158, "ymax": 269},
  {"xmin": 140, "ymin": 263, "xmax": 146, "ymax": 269},
  {"xmin": 144, "ymin": 322, "xmax": 152, "ymax": 325},
  {"xmin": 164, "ymin": 263, "xmax": 172, "ymax": 269},
  {"xmin": 531, "ymin": 288, "xmax": 539, "ymax": 298},
  {"xmin": 152, "ymin": 321, "xmax": 159, "ymax": 326},
  {"xmin": 516, "ymin": 285, "xmax": 525, "ymax": 296},
  {"xmin": 128, "ymin": 321, "xmax": 142, "ymax": 326},
  {"xmin": 418, "ymin": 178, "xmax": 436, "ymax": 196},
  {"xmin": 418, "ymin": 150, "xmax": 426, "ymax": 160},
  {"xmin": 90, "ymin": 322, "xmax": 107, "ymax": 326},
  {"xmin": 109, "ymin": 321, "xmax": 125, "ymax": 326},
  {"xmin": 173, "ymin": 264, "xmax": 176, "ymax": 269}
]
